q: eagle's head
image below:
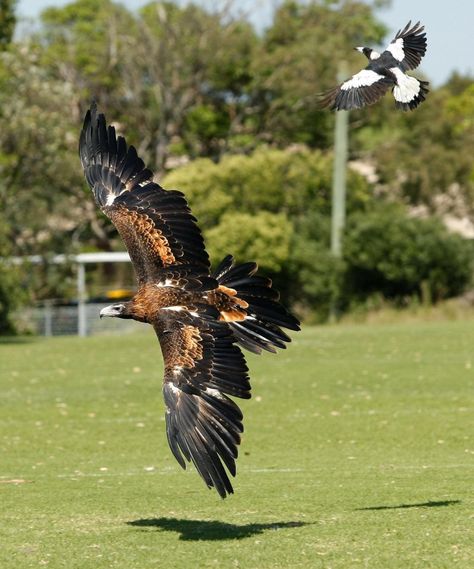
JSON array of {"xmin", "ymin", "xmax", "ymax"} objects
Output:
[{"xmin": 99, "ymin": 302, "xmax": 133, "ymax": 319}]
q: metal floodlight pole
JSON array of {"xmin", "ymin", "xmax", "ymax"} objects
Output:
[
  {"xmin": 330, "ymin": 62, "xmax": 349, "ymax": 258},
  {"xmin": 77, "ymin": 262, "xmax": 87, "ymax": 337},
  {"xmin": 330, "ymin": 62, "xmax": 349, "ymax": 320}
]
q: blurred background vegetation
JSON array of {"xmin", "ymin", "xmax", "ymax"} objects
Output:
[{"xmin": 1, "ymin": 0, "xmax": 473, "ymax": 333}]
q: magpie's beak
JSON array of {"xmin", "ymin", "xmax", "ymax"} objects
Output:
[
  {"xmin": 100, "ymin": 304, "xmax": 121, "ymax": 319},
  {"xmin": 355, "ymin": 46, "xmax": 364, "ymax": 53}
]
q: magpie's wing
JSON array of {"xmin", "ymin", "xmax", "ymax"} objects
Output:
[
  {"xmin": 79, "ymin": 104, "xmax": 210, "ymax": 286},
  {"xmin": 154, "ymin": 309, "xmax": 251, "ymax": 498},
  {"xmin": 385, "ymin": 21, "xmax": 427, "ymax": 71},
  {"xmin": 319, "ymin": 69, "xmax": 393, "ymax": 111}
]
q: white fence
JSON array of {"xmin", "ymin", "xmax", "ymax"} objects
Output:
[
  {"xmin": 9, "ymin": 251, "xmax": 137, "ymax": 336},
  {"xmin": 18, "ymin": 302, "xmax": 143, "ymax": 337}
]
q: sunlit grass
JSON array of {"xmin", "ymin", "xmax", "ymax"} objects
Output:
[
  {"xmin": 1, "ymin": 321, "xmax": 473, "ymax": 568},
  {"xmin": 339, "ymin": 296, "xmax": 474, "ymax": 326}
]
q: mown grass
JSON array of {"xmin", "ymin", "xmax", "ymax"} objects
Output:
[
  {"xmin": 339, "ymin": 296, "xmax": 474, "ymax": 326},
  {"xmin": 1, "ymin": 321, "xmax": 473, "ymax": 568}
]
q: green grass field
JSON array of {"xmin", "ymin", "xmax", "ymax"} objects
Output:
[{"xmin": 1, "ymin": 321, "xmax": 473, "ymax": 568}]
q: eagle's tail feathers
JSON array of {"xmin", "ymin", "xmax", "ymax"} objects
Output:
[{"xmin": 212, "ymin": 255, "xmax": 300, "ymax": 354}]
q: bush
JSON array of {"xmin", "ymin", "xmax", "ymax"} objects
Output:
[
  {"xmin": 288, "ymin": 213, "xmax": 345, "ymax": 322},
  {"xmin": 0, "ymin": 262, "xmax": 24, "ymax": 335},
  {"xmin": 163, "ymin": 146, "xmax": 372, "ymax": 227},
  {"xmin": 291, "ymin": 239, "xmax": 346, "ymax": 322},
  {"xmin": 205, "ymin": 211, "xmax": 293, "ymax": 274},
  {"xmin": 343, "ymin": 207, "xmax": 473, "ymax": 305},
  {"xmin": 164, "ymin": 148, "xmax": 473, "ymax": 321},
  {"xmin": 0, "ymin": 221, "xmax": 26, "ymax": 334}
]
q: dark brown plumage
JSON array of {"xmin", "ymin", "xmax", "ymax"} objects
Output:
[{"xmin": 79, "ymin": 103, "xmax": 300, "ymax": 498}]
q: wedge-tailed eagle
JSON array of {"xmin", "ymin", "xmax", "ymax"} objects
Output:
[
  {"xmin": 320, "ymin": 21, "xmax": 429, "ymax": 111},
  {"xmin": 79, "ymin": 104, "xmax": 300, "ymax": 498}
]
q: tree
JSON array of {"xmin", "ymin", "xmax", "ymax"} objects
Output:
[
  {"xmin": 38, "ymin": 0, "xmax": 259, "ymax": 169},
  {"xmin": 370, "ymin": 77, "xmax": 474, "ymax": 222},
  {"xmin": 3, "ymin": 0, "xmax": 471, "ymax": 327},
  {"xmin": 250, "ymin": 0, "xmax": 386, "ymax": 148},
  {"xmin": 0, "ymin": 47, "xmax": 84, "ymax": 299},
  {"xmin": 0, "ymin": 0, "xmax": 16, "ymax": 50},
  {"xmin": 120, "ymin": 1, "xmax": 258, "ymax": 168},
  {"xmin": 39, "ymin": 0, "xmax": 135, "ymax": 119}
]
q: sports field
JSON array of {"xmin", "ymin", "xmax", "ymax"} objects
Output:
[{"xmin": 1, "ymin": 321, "xmax": 473, "ymax": 568}]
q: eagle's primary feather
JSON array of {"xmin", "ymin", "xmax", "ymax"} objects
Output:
[
  {"xmin": 79, "ymin": 103, "xmax": 210, "ymax": 285},
  {"xmin": 79, "ymin": 104, "xmax": 300, "ymax": 498}
]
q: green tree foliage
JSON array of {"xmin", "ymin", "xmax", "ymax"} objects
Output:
[
  {"xmin": 39, "ymin": 0, "xmax": 134, "ymax": 109},
  {"xmin": 251, "ymin": 0, "xmax": 386, "ymax": 147},
  {"xmin": 0, "ymin": 48, "xmax": 82, "ymax": 256},
  {"xmin": 0, "ymin": 0, "xmax": 16, "ymax": 50},
  {"xmin": 0, "ymin": 47, "xmax": 88, "ymax": 301},
  {"xmin": 39, "ymin": 0, "xmax": 258, "ymax": 169},
  {"xmin": 371, "ymin": 79, "xmax": 474, "ymax": 217},
  {"xmin": 0, "ymin": 262, "xmax": 23, "ymax": 334},
  {"xmin": 132, "ymin": 2, "xmax": 258, "ymax": 166}
]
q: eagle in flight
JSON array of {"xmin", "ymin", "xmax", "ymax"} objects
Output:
[
  {"xmin": 79, "ymin": 104, "xmax": 300, "ymax": 498},
  {"xmin": 320, "ymin": 21, "xmax": 429, "ymax": 111}
]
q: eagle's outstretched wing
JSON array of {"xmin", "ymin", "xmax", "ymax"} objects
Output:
[
  {"xmin": 385, "ymin": 21, "xmax": 427, "ymax": 72},
  {"xmin": 319, "ymin": 70, "xmax": 393, "ymax": 111},
  {"xmin": 79, "ymin": 103, "xmax": 210, "ymax": 285},
  {"xmin": 155, "ymin": 309, "xmax": 251, "ymax": 498}
]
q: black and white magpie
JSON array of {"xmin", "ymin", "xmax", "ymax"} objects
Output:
[{"xmin": 320, "ymin": 21, "xmax": 429, "ymax": 111}]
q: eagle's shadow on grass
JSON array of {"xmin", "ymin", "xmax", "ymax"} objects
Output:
[
  {"xmin": 126, "ymin": 517, "xmax": 307, "ymax": 541},
  {"xmin": 356, "ymin": 499, "xmax": 461, "ymax": 511}
]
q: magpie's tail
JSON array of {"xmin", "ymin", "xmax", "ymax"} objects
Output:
[
  {"xmin": 211, "ymin": 255, "xmax": 300, "ymax": 354},
  {"xmin": 394, "ymin": 77, "xmax": 429, "ymax": 111}
]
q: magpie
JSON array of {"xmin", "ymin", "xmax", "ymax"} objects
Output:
[{"xmin": 320, "ymin": 21, "xmax": 429, "ymax": 111}]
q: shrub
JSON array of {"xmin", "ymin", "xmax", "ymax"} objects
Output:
[
  {"xmin": 163, "ymin": 146, "xmax": 372, "ymax": 227},
  {"xmin": 205, "ymin": 211, "xmax": 293, "ymax": 274},
  {"xmin": 0, "ymin": 262, "xmax": 25, "ymax": 335},
  {"xmin": 288, "ymin": 213, "xmax": 345, "ymax": 322},
  {"xmin": 343, "ymin": 207, "xmax": 473, "ymax": 305}
]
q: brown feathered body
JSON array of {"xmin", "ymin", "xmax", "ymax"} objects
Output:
[
  {"xmin": 79, "ymin": 104, "xmax": 300, "ymax": 498},
  {"xmin": 124, "ymin": 283, "xmax": 247, "ymax": 324}
]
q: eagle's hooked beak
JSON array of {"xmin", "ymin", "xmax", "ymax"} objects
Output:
[{"xmin": 100, "ymin": 303, "xmax": 125, "ymax": 319}]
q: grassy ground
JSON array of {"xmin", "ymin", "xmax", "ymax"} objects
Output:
[
  {"xmin": 339, "ymin": 296, "xmax": 474, "ymax": 326},
  {"xmin": 1, "ymin": 321, "xmax": 473, "ymax": 568}
]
